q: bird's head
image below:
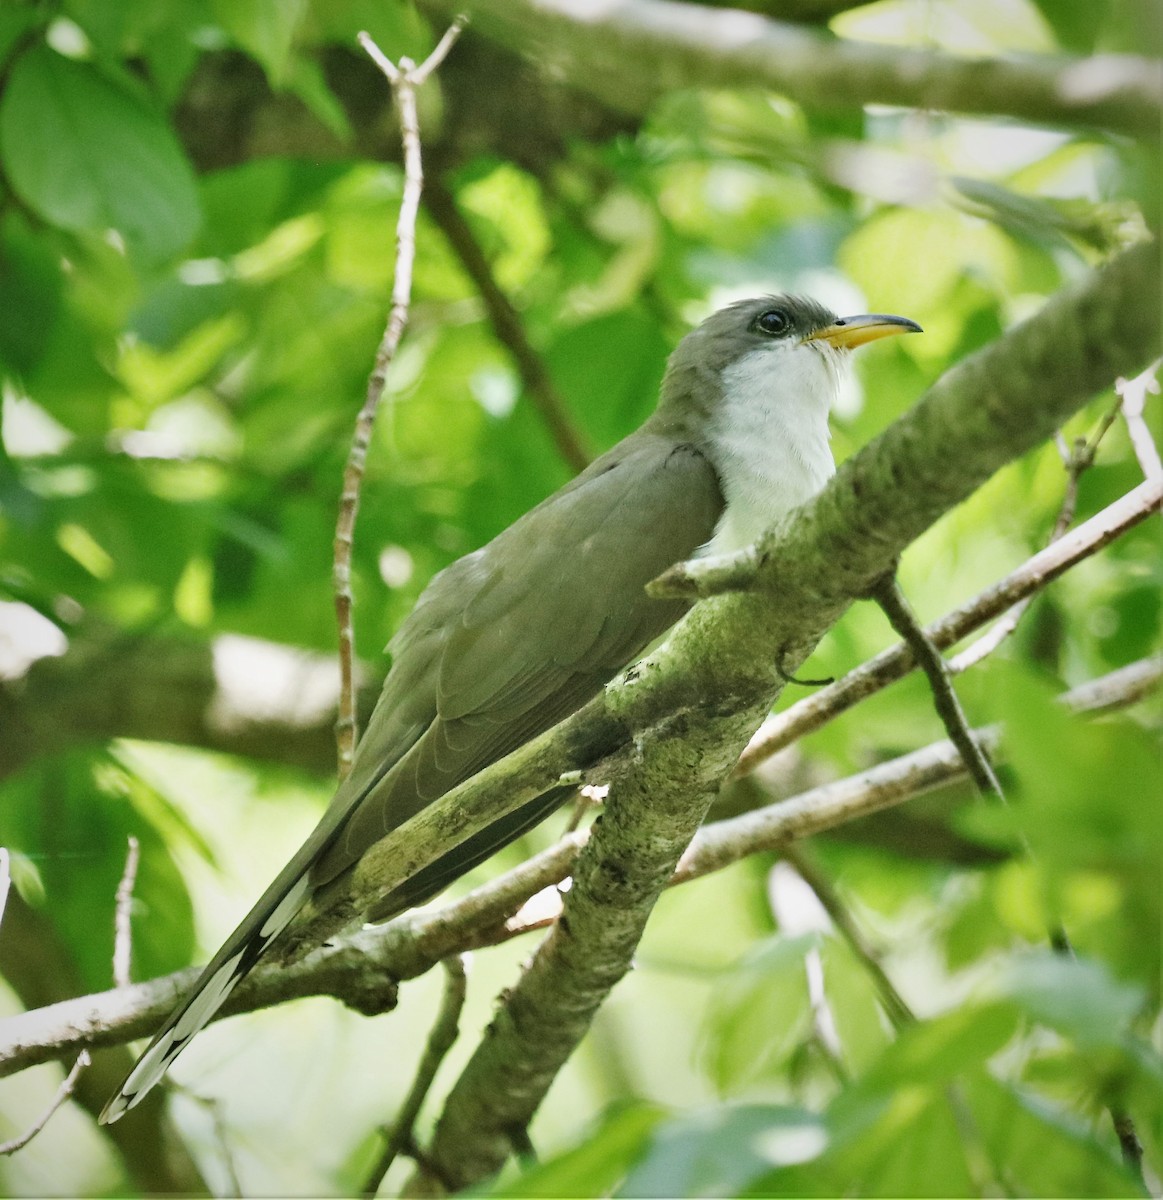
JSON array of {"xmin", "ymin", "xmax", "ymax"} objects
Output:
[{"xmin": 658, "ymin": 293, "xmax": 921, "ymax": 429}]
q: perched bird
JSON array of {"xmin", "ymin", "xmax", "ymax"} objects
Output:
[{"xmin": 101, "ymin": 294, "xmax": 919, "ymax": 1123}]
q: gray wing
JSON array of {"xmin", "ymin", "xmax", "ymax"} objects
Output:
[
  {"xmin": 314, "ymin": 431, "xmax": 724, "ymax": 885},
  {"xmin": 100, "ymin": 430, "xmax": 721, "ymax": 1123}
]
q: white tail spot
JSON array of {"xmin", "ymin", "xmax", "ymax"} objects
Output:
[
  {"xmin": 259, "ymin": 873, "xmax": 312, "ymax": 939},
  {"xmin": 173, "ymin": 952, "xmax": 245, "ymax": 1042}
]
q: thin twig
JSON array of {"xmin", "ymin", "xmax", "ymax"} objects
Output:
[
  {"xmin": 767, "ymin": 861, "xmax": 847, "ymax": 1082},
  {"xmin": 873, "ymin": 576, "xmax": 1004, "ymax": 798},
  {"xmin": 951, "ymin": 404, "xmax": 1121, "ymax": 673},
  {"xmin": 333, "ymin": 20, "xmax": 466, "ymax": 779},
  {"xmin": 0, "ymin": 1050, "xmax": 90, "ymax": 1155},
  {"xmin": 781, "ymin": 846, "xmax": 913, "ymax": 1031},
  {"xmin": 174, "ymin": 1088, "xmax": 243, "ymax": 1196},
  {"xmin": 874, "ymin": 573, "xmax": 1148, "ymax": 1180},
  {"xmin": 1116, "ymin": 359, "xmax": 1163, "ymax": 485},
  {"xmin": 2, "ymin": 660, "xmax": 1158, "ymax": 1079},
  {"xmin": 362, "ymin": 955, "xmax": 468, "ymax": 1196},
  {"xmin": 1110, "ymin": 1108, "xmax": 1145, "ymax": 1180},
  {"xmin": 780, "ymin": 848, "xmax": 1004, "ymax": 1192},
  {"xmin": 112, "ymin": 836, "xmax": 140, "ymax": 989},
  {"xmin": 423, "ymin": 176, "xmax": 592, "ymax": 473},
  {"xmin": 734, "ymin": 478, "xmax": 1162, "ymax": 778}
]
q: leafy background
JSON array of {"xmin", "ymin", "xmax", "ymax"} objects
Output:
[{"xmin": 0, "ymin": 0, "xmax": 1159, "ymax": 1195}]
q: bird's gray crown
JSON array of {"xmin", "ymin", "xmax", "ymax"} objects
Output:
[{"xmin": 655, "ymin": 293, "xmax": 839, "ymax": 429}]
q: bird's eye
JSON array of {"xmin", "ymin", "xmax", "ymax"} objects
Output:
[{"xmin": 755, "ymin": 309, "xmax": 790, "ymax": 336}]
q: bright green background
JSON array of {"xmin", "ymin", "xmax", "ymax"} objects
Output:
[{"xmin": 0, "ymin": 0, "xmax": 1159, "ymax": 1195}]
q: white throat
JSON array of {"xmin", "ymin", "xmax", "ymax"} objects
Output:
[{"xmin": 704, "ymin": 343, "xmax": 840, "ymax": 555}]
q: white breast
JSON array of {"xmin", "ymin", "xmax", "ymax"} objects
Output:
[{"xmin": 704, "ymin": 344, "xmax": 839, "ymax": 555}]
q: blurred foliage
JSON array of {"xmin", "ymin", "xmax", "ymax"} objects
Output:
[{"xmin": 0, "ymin": 0, "xmax": 1159, "ymax": 1195}]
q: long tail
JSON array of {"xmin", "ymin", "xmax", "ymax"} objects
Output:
[
  {"xmin": 100, "ymin": 785, "xmax": 575, "ymax": 1122},
  {"xmin": 99, "ymin": 833, "xmax": 327, "ymax": 1124}
]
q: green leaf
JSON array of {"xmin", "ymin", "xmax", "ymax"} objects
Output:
[
  {"xmin": 967, "ymin": 1073, "xmax": 1139, "ymax": 1196},
  {"xmin": 0, "ymin": 747, "xmax": 195, "ymax": 989},
  {"xmin": 1027, "ymin": 0, "xmax": 1110, "ymax": 52},
  {"xmin": 961, "ymin": 662, "xmax": 1163, "ymax": 983},
  {"xmin": 826, "ymin": 1087, "xmax": 978, "ymax": 1197},
  {"xmin": 0, "ymin": 213, "xmax": 63, "ymax": 376},
  {"xmin": 0, "ymin": 45, "xmax": 200, "ymax": 262},
  {"xmin": 210, "ymin": 0, "xmax": 307, "ymax": 85},
  {"xmin": 703, "ymin": 934, "xmax": 816, "ymax": 1095},
  {"xmin": 0, "ymin": 5, "xmax": 42, "ymax": 63},
  {"xmin": 619, "ymin": 1104, "xmax": 827, "ymax": 1198},
  {"xmin": 861, "ymin": 1002, "xmax": 1021, "ymax": 1090},
  {"xmin": 991, "ymin": 951, "xmax": 1145, "ymax": 1046},
  {"xmin": 498, "ymin": 1103, "xmax": 667, "ymax": 1198}
]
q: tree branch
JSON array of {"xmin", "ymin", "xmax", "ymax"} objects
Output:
[
  {"xmin": 734, "ymin": 474, "xmax": 1162, "ymax": 775},
  {"xmin": 0, "ymin": 1051, "xmax": 90, "ymax": 1156},
  {"xmin": 2, "ymin": 657, "xmax": 1155, "ymax": 1081},
  {"xmin": 436, "ymin": 0, "xmax": 1163, "ymax": 138},
  {"xmin": 335, "ymin": 23, "xmax": 465, "ymax": 777},
  {"xmin": 112, "ymin": 837, "xmax": 140, "ymax": 991},
  {"xmin": 361, "ymin": 955, "xmax": 468, "ymax": 1196},
  {"xmin": 422, "ymin": 174, "xmax": 592, "ymax": 473},
  {"xmin": 393, "ymin": 242, "xmax": 1161, "ymax": 1187},
  {"xmin": 872, "ymin": 576, "xmax": 1004, "ymax": 799},
  {"xmin": 0, "ymin": 626, "xmax": 383, "ymax": 785}
]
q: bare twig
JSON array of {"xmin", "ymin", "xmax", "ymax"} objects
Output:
[
  {"xmin": 781, "ymin": 845, "xmax": 912, "ymax": 1031},
  {"xmin": 112, "ymin": 836, "xmax": 140, "ymax": 989},
  {"xmin": 734, "ymin": 477, "xmax": 1162, "ymax": 778},
  {"xmin": 873, "ymin": 571, "xmax": 1148, "ymax": 1177},
  {"xmin": 1111, "ymin": 1109, "xmax": 1145, "ymax": 1180},
  {"xmin": 423, "ymin": 176, "xmax": 592, "ymax": 473},
  {"xmin": 362, "ymin": 955, "xmax": 468, "ymax": 1196},
  {"xmin": 333, "ymin": 20, "xmax": 466, "ymax": 779},
  {"xmin": 766, "ymin": 862, "xmax": 847, "ymax": 1081},
  {"xmin": 174, "ymin": 1088, "xmax": 243, "ymax": 1196},
  {"xmin": 872, "ymin": 577, "xmax": 1004, "ymax": 798},
  {"xmin": 3, "ymin": 659, "xmax": 1158, "ymax": 1078},
  {"xmin": 950, "ymin": 401, "xmax": 1122, "ymax": 673},
  {"xmin": 1116, "ymin": 359, "xmax": 1163, "ymax": 485},
  {"xmin": 1062, "ymin": 655, "xmax": 1163, "ymax": 713},
  {"xmin": 0, "ymin": 1050, "xmax": 90, "ymax": 1155}
]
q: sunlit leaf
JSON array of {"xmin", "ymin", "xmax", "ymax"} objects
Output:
[{"xmin": 0, "ymin": 45, "xmax": 200, "ymax": 262}]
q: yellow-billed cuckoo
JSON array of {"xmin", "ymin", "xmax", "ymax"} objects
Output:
[{"xmin": 101, "ymin": 294, "xmax": 919, "ymax": 1122}]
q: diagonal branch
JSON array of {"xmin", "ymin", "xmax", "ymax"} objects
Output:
[
  {"xmin": 423, "ymin": 174, "xmax": 592, "ymax": 472},
  {"xmin": 0, "ymin": 1051, "xmax": 90, "ymax": 1156},
  {"xmin": 282, "ymin": 242, "xmax": 1160, "ymax": 952},
  {"xmin": 2, "ymin": 657, "xmax": 1156, "ymax": 1079},
  {"xmin": 361, "ymin": 955, "xmax": 468, "ymax": 1196},
  {"xmin": 2, "ymin": 244, "xmax": 1157, "ymax": 1190},
  {"xmin": 435, "ymin": 0, "xmax": 1163, "ymax": 138},
  {"xmin": 392, "ymin": 241, "xmax": 1161, "ymax": 1187},
  {"xmin": 732, "ymin": 474, "xmax": 1162, "ymax": 775},
  {"xmin": 872, "ymin": 577, "xmax": 1004, "ymax": 799}
]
